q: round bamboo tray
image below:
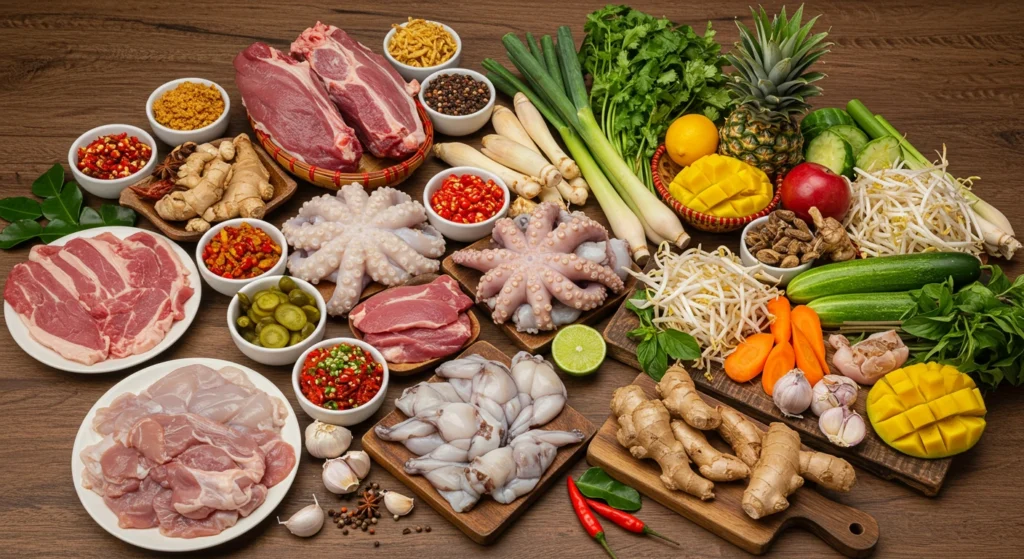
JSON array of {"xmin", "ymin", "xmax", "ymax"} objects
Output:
[
  {"xmin": 651, "ymin": 144, "xmax": 782, "ymax": 233},
  {"xmin": 249, "ymin": 102, "xmax": 434, "ymax": 190}
]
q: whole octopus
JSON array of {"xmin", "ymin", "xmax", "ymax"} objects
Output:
[
  {"xmin": 282, "ymin": 183, "xmax": 445, "ymax": 316},
  {"xmin": 452, "ymin": 202, "xmax": 631, "ymax": 333},
  {"xmin": 374, "ymin": 351, "xmax": 584, "ymax": 512}
]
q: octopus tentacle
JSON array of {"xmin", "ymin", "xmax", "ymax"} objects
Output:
[
  {"xmin": 545, "ymin": 217, "xmax": 610, "ymax": 254},
  {"xmin": 328, "ymin": 242, "xmax": 368, "ymax": 316},
  {"xmin": 542, "ymin": 272, "xmax": 608, "ymax": 311},
  {"xmin": 287, "ymin": 233, "xmax": 349, "ymax": 282},
  {"xmin": 451, "ymin": 248, "xmax": 520, "ymax": 273},
  {"xmin": 339, "ymin": 184, "xmax": 369, "ymax": 215},
  {"xmin": 280, "ymin": 220, "xmax": 345, "ymax": 251},
  {"xmin": 477, "ymin": 264, "xmax": 515, "ymax": 300},
  {"xmin": 526, "ymin": 268, "xmax": 555, "ymax": 331},
  {"xmin": 363, "ymin": 242, "xmax": 413, "ymax": 286},
  {"xmin": 372, "ymin": 200, "xmax": 429, "ymax": 231},
  {"xmin": 296, "ymin": 193, "xmax": 347, "ymax": 221},
  {"xmin": 392, "ymin": 226, "xmax": 445, "ymax": 258},
  {"xmin": 491, "ymin": 220, "xmax": 528, "ymax": 253},
  {"xmin": 491, "ymin": 271, "xmax": 527, "ymax": 325},
  {"xmin": 523, "ymin": 202, "xmax": 561, "ymax": 249},
  {"xmin": 543, "ymin": 254, "xmax": 625, "ymax": 292},
  {"xmin": 364, "ymin": 186, "xmax": 409, "ymax": 216},
  {"xmin": 376, "ymin": 231, "xmax": 440, "ymax": 276}
]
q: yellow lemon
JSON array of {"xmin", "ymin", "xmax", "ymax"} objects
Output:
[{"xmin": 665, "ymin": 114, "xmax": 719, "ymax": 167}]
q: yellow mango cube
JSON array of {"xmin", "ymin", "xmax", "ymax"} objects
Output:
[
  {"xmin": 937, "ymin": 417, "xmax": 968, "ymax": 451},
  {"xmin": 668, "ymin": 154, "xmax": 773, "ymax": 218},
  {"xmin": 870, "ymin": 394, "xmax": 907, "ymax": 422}
]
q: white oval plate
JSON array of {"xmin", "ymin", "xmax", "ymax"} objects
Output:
[
  {"xmin": 71, "ymin": 358, "xmax": 301, "ymax": 552},
  {"xmin": 4, "ymin": 226, "xmax": 201, "ymax": 373}
]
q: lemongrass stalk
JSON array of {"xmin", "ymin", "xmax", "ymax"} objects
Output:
[
  {"xmin": 539, "ymin": 182, "xmax": 566, "ymax": 208},
  {"xmin": 481, "ymin": 134, "xmax": 562, "ymax": 188},
  {"xmin": 434, "ymin": 142, "xmax": 541, "ymax": 199},
  {"xmin": 978, "ymin": 216, "xmax": 1021, "ymax": 259},
  {"xmin": 569, "ymin": 175, "xmax": 589, "ymax": 192},
  {"xmin": 514, "ymin": 92, "xmax": 581, "ymax": 181},
  {"xmin": 491, "ymin": 105, "xmax": 541, "ymax": 154}
]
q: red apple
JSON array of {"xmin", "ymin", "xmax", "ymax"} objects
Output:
[{"xmin": 780, "ymin": 162, "xmax": 851, "ymax": 222}]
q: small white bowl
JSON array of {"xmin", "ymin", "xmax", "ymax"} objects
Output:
[
  {"xmin": 740, "ymin": 216, "xmax": 814, "ymax": 286},
  {"xmin": 227, "ymin": 275, "xmax": 327, "ymax": 366},
  {"xmin": 292, "ymin": 338, "xmax": 390, "ymax": 426},
  {"xmin": 424, "ymin": 166, "xmax": 509, "ymax": 242},
  {"xmin": 146, "ymin": 78, "xmax": 230, "ymax": 146},
  {"xmin": 419, "ymin": 69, "xmax": 495, "ymax": 137},
  {"xmin": 68, "ymin": 124, "xmax": 158, "ymax": 199},
  {"xmin": 196, "ymin": 218, "xmax": 288, "ymax": 296},
  {"xmin": 383, "ymin": 20, "xmax": 462, "ymax": 83}
]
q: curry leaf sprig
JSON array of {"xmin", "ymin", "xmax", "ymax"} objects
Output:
[{"xmin": 626, "ymin": 289, "xmax": 701, "ymax": 380}]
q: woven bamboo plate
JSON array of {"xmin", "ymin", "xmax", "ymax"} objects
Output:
[
  {"xmin": 248, "ymin": 102, "xmax": 433, "ymax": 190},
  {"xmin": 651, "ymin": 144, "xmax": 782, "ymax": 233}
]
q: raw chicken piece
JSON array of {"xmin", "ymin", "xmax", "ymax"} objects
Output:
[
  {"xmin": 508, "ymin": 352, "xmax": 568, "ymax": 437},
  {"xmin": 829, "ymin": 331, "xmax": 910, "ymax": 385}
]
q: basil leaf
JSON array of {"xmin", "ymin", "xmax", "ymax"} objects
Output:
[
  {"xmin": 0, "ymin": 219, "xmax": 43, "ymax": 249},
  {"xmin": 38, "ymin": 218, "xmax": 84, "ymax": 244},
  {"xmin": 637, "ymin": 336, "xmax": 668, "ymax": 381},
  {"xmin": 659, "ymin": 329, "xmax": 700, "ymax": 361},
  {"xmin": 40, "ymin": 181, "xmax": 83, "ymax": 224},
  {"xmin": 0, "ymin": 197, "xmax": 42, "ymax": 222},
  {"xmin": 31, "ymin": 163, "xmax": 65, "ymax": 198},
  {"xmin": 575, "ymin": 467, "xmax": 642, "ymax": 511}
]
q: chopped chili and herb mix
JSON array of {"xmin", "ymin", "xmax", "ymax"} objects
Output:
[
  {"xmin": 430, "ymin": 173, "xmax": 504, "ymax": 224},
  {"xmin": 202, "ymin": 222, "xmax": 282, "ymax": 279},
  {"xmin": 300, "ymin": 343, "xmax": 385, "ymax": 411},
  {"xmin": 75, "ymin": 133, "xmax": 153, "ymax": 180}
]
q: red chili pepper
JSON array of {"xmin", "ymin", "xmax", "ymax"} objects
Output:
[
  {"xmin": 568, "ymin": 477, "xmax": 616, "ymax": 559},
  {"xmin": 584, "ymin": 499, "xmax": 680, "ymax": 546}
]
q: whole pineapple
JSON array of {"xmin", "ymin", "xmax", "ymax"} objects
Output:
[{"xmin": 719, "ymin": 5, "xmax": 831, "ymax": 178}]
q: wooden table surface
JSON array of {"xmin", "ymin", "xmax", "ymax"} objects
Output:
[{"xmin": 1, "ymin": 1, "xmax": 1022, "ymax": 557}]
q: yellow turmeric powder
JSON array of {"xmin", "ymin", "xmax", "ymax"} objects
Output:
[{"xmin": 153, "ymin": 82, "xmax": 225, "ymax": 131}]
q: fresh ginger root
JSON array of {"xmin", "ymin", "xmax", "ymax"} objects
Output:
[
  {"xmin": 657, "ymin": 365, "xmax": 721, "ymax": 430},
  {"xmin": 155, "ymin": 158, "xmax": 232, "ymax": 227},
  {"xmin": 742, "ymin": 422, "xmax": 804, "ymax": 519},
  {"xmin": 611, "ymin": 388, "xmax": 714, "ymax": 500},
  {"xmin": 202, "ymin": 134, "xmax": 273, "ymax": 223},
  {"xmin": 799, "ymin": 450, "xmax": 856, "ymax": 492},
  {"xmin": 717, "ymin": 405, "xmax": 763, "ymax": 467},
  {"xmin": 176, "ymin": 141, "xmax": 235, "ymax": 188},
  {"xmin": 670, "ymin": 420, "xmax": 750, "ymax": 482},
  {"xmin": 610, "ymin": 385, "xmax": 646, "ymax": 448}
]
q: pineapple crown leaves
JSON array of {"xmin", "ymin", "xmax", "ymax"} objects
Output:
[{"xmin": 725, "ymin": 4, "xmax": 833, "ymax": 117}]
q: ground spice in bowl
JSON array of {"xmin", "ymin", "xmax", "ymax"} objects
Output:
[
  {"xmin": 423, "ymin": 73, "xmax": 490, "ymax": 116},
  {"xmin": 153, "ymin": 82, "xmax": 225, "ymax": 131}
]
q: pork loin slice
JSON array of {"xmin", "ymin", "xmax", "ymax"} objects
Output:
[
  {"xmin": 365, "ymin": 312, "xmax": 472, "ymax": 363},
  {"xmin": 350, "ymin": 275, "xmax": 473, "ymax": 334}
]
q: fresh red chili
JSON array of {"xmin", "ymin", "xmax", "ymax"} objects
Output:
[
  {"xmin": 430, "ymin": 173, "xmax": 504, "ymax": 224},
  {"xmin": 299, "ymin": 343, "xmax": 384, "ymax": 411},
  {"xmin": 75, "ymin": 132, "xmax": 152, "ymax": 180},
  {"xmin": 201, "ymin": 222, "xmax": 282, "ymax": 279},
  {"xmin": 568, "ymin": 477, "xmax": 617, "ymax": 559},
  {"xmin": 584, "ymin": 498, "xmax": 680, "ymax": 546}
]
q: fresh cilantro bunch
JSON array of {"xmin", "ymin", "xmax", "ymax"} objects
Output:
[
  {"xmin": 580, "ymin": 5, "xmax": 732, "ymax": 189},
  {"xmin": 901, "ymin": 265, "xmax": 1024, "ymax": 389},
  {"xmin": 626, "ymin": 289, "xmax": 700, "ymax": 380}
]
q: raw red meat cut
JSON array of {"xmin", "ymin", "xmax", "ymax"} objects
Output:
[
  {"xmin": 350, "ymin": 275, "xmax": 472, "ymax": 334},
  {"xmin": 366, "ymin": 313, "xmax": 473, "ymax": 363},
  {"xmin": 234, "ymin": 42, "xmax": 362, "ymax": 171},
  {"xmin": 291, "ymin": 22, "xmax": 425, "ymax": 160}
]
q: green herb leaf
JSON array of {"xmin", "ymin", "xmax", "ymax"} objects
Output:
[
  {"xmin": 31, "ymin": 163, "xmax": 66, "ymax": 198},
  {"xmin": 0, "ymin": 197, "xmax": 42, "ymax": 222},
  {"xmin": 0, "ymin": 219, "xmax": 43, "ymax": 249},
  {"xmin": 40, "ymin": 181, "xmax": 83, "ymax": 224},
  {"xmin": 96, "ymin": 204, "xmax": 137, "ymax": 226},
  {"xmin": 575, "ymin": 467, "xmax": 642, "ymax": 511},
  {"xmin": 637, "ymin": 336, "xmax": 668, "ymax": 380},
  {"xmin": 39, "ymin": 218, "xmax": 84, "ymax": 244},
  {"xmin": 659, "ymin": 329, "xmax": 700, "ymax": 361}
]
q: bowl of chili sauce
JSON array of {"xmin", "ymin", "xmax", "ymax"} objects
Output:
[
  {"xmin": 196, "ymin": 218, "xmax": 288, "ymax": 296},
  {"xmin": 68, "ymin": 124, "xmax": 158, "ymax": 199},
  {"xmin": 292, "ymin": 338, "xmax": 389, "ymax": 426},
  {"xmin": 423, "ymin": 166, "xmax": 509, "ymax": 242}
]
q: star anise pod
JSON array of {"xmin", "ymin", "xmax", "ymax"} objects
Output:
[
  {"xmin": 353, "ymin": 488, "xmax": 382, "ymax": 520},
  {"xmin": 153, "ymin": 141, "xmax": 198, "ymax": 180}
]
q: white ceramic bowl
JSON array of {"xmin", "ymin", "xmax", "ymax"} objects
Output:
[
  {"xmin": 424, "ymin": 166, "xmax": 509, "ymax": 242},
  {"xmin": 195, "ymin": 218, "xmax": 288, "ymax": 296},
  {"xmin": 227, "ymin": 275, "xmax": 327, "ymax": 366},
  {"xmin": 146, "ymin": 78, "xmax": 230, "ymax": 146},
  {"xmin": 383, "ymin": 20, "xmax": 462, "ymax": 83},
  {"xmin": 292, "ymin": 338, "xmax": 390, "ymax": 426},
  {"xmin": 419, "ymin": 68, "xmax": 495, "ymax": 137},
  {"xmin": 740, "ymin": 216, "xmax": 814, "ymax": 286},
  {"xmin": 68, "ymin": 124, "xmax": 158, "ymax": 199}
]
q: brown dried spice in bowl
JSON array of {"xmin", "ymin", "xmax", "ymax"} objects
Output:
[{"xmin": 154, "ymin": 82, "xmax": 225, "ymax": 131}]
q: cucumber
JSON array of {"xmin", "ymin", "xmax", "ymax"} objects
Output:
[
  {"xmin": 826, "ymin": 124, "xmax": 869, "ymax": 155},
  {"xmin": 855, "ymin": 136, "xmax": 901, "ymax": 172},
  {"xmin": 786, "ymin": 253, "xmax": 982, "ymax": 304},
  {"xmin": 805, "ymin": 130, "xmax": 855, "ymax": 178},
  {"xmin": 807, "ymin": 292, "xmax": 917, "ymax": 329},
  {"xmin": 801, "ymin": 108, "xmax": 854, "ymax": 143}
]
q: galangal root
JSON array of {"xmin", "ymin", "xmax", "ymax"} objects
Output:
[{"xmin": 657, "ymin": 365, "xmax": 721, "ymax": 430}]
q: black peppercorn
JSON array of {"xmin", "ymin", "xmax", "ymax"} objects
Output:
[{"xmin": 424, "ymin": 73, "xmax": 490, "ymax": 116}]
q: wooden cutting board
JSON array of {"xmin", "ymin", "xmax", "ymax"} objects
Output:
[
  {"xmin": 441, "ymin": 236, "xmax": 637, "ymax": 354},
  {"xmin": 588, "ymin": 373, "xmax": 879, "ymax": 557},
  {"xmin": 361, "ymin": 340, "xmax": 596, "ymax": 544},
  {"xmin": 601, "ymin": 288, "xmax": 952, "ymax": 496}
]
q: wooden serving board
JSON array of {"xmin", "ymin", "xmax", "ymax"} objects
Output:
[
  {"xmin": 362, "ymin": 340, "xmax": 596, "ymax": 544},
  {"xmin": 120, "ymin": 136, "xmax": 298, "ymax": 242},
  {"xmin": 441, "ymin": 236, "xmax": 638, "ymax": 354},
  {"xmin": 602, "ymin": 291, "xmax": 952, "ymax": 496},
  {"xmin": 588, "ymin": 373, "xmax": 879, "ymax": 557},
  {"xmin": 349, "ymin": 309, "xmax": 481, "ymax": 376}
]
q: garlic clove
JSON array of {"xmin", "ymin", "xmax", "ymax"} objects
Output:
[
  {"xmin": 810, "ymin": 375, "xmax": 859, "ymax": 416},
  {"xmin": 278, "ymin": 494, "xmax": 325, "ymax": 537},
  {"xmin": 384, "ymin": 490, "xmax": 415, "ymax": 516},
  {"xmin": 342, "ymin": 450, "xmax": 372, "ymax": 479},
  {"xmin": 818, "ymin": 406, "xmax": 866, "ymax": 447},
  {"xmin": 322, "ymin": 458, "xmax": 360, "ymax": 494},
  {"xmin": 305, "ymin": 420, "xmax": 353, "ymax": 459},
  {"xmin": 773, "ymin": 369, "xmax": 813, "ymax": 418}
]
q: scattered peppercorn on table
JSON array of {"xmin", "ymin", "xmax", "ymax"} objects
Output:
[{"xmin": 1, "ymin": 2, "xmax": 1023, "ymax": 558}]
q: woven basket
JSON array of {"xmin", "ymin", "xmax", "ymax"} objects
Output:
[
  {"xmin": 249, "ymin": 102, "xmax": 434, "ymax": 190},
  {"xmin": 651, "ymin": 144, "xmax": 782, "ymax": 233}
]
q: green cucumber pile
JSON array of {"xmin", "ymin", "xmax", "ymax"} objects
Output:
[{"xmin": 801, "ymin": 107, "xmax": 901, "ymax": 177}]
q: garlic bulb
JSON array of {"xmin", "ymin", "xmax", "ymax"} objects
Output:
[
  {"xmin": 384, "ymin": 490, "xmax": 415, "ymax": 516},
  {"xmin": 773, "ymin": 369, "xmax": 812, "ymax": 418},
  {"xmin": 819, "ymin": 406, "xmax": 866, "ymax": 447},
  {"xmin": 810, "ymin": 375, "xmax": 859, "ymax": 416},
  {"xmin": 278, "ymin": 495, "xmax": 324, "ymax": 537},
  {"xmin": 322, "ymin": 451, "xmax": 371, "ymax": 494},
  {"xmin": 305, "ymin": 420, "xmax": 352, "ymax": 459}
]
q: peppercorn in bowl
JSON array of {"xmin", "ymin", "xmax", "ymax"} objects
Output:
[
  {"xmin": 292, "ymin": 338, "xmax": 390, "ymax": 426},
  {"xmin": 196, "ymin": 218, "xmax": 288, "ymax": 296},
  {"xmin": 68, "ymin": 124, "xmax": 158, "ymax": 198},
  {"xmin": 146, "ymin": 78, "xmax": 230, "ymax": 146},
  {"xmin": 419, "ymin": 69, "xmax": 495, "ymax": 137},
  {"xmin": 227, "ymin": 274, "xmax": 328, "ymax": 366}
]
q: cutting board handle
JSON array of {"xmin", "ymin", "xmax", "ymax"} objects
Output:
[{"xmin": 786, "ymin": 494, "xmax": 879, "ymax": 558}]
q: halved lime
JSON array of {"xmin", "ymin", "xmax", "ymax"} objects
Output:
[{"xmin": 552, "ymin": 325, "xmax": 606, "ymax": 376}]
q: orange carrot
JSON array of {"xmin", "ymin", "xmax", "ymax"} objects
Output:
[
  {"xmin": 762, "ymin": 341, "xmax": 795, "ymax": 395},
  {"xmin": 767, "ymin": 297, "xmax": 791, "ymax": 345},
  {"xmin": 724, "ymin": 333, "xmax": 776, "ymax": 382},
  {"xmin": 792, "ymin": 305, "xmax": 829, "ymax": 373},
  {"xmin": 792, "ymin": 328, "xmax": 824, "ymax": 386}
]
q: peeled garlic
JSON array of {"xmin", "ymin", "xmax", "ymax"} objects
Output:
[
  {"xmin": 278, "ymin": 494, "xmax": 324, "ymax": 537},
  {"xmin": 818, "ymin": 406, "xmax": 866, "ymax": 447},
  {"xmin": 305, "ymin": 420, "xmax": 353, "ymax": 459},
  {"xmin": 810, "ymin": 375, "xmax": 859, "ymax": 416},
  {"xmin": 384, "ymin": 490, "xmax": 415, "ymax": 516},
  {"xmin": 773, "ymin": 369, "xmax": 812, "ymax": 418},
  {"xmin": 322, "ymin": 451, "xmax": 371, "ymax": 494}
]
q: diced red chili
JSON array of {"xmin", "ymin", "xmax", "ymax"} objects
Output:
[
  {"xmin": 299, "ymin": 344, "xmax": 384, "ymax": 411},
  {"xmin": 76, "ymin": 132, "xmax": 152, "ymax": 180},
  {"xmin": 430, "ymin": 174, "xmax": 504, "ymax": 224}
]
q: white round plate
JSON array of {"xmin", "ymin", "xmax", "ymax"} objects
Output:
[
  {"xmin": 4, "ymin": 226, "xmax": 201, "ymax": 373},
  {"xmin": 71, "ymin": 358, "xmax": 301, "ymax": 552}
]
